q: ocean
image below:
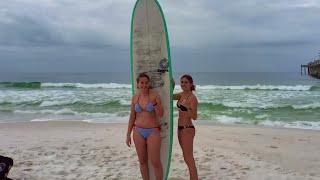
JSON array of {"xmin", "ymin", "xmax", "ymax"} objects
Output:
[{"xmin": 0, "ymin": 72, "xmax": 319, "ymax": 130}]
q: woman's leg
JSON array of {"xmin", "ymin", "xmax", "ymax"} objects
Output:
[
  {"xmin": 147, "ymin": 129, "xmax": 163, "ymax": 180},
  {"xmin": 178, "ymin": 128, "xmax": 198, "ymax": 180},
  {"xmin": 133, "ymin": 129, "xmax": 149, "ymax": 180}
]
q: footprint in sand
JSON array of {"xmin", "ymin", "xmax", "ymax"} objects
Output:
[
  {"xmin": 60, "ymin": 146, "xmax": 69, "ymax": 150},
  {"xmin": 252, "ymin": 133, "xmax": 261, "ymax": 136},
  {"xmin": 57, "ymin": 170, "xmax": 68, "ymax": 175},
  {"xmin": 130, "ymin": 153, "xmax": 135, "ymax": 158},
  {"xmin": 217, "ymin": 154, "xmax": 224, "ymax": 158},
  {"xmin": 309, "ymin": 173, "xmax": 317, "ymax": 177},
  {"xmin": 240, "ymin": 167, "xmax": 250, "ymax": 171},
  {"xmin": 203, "ymin": 157, "xmax": 211, "ymax": 163}
]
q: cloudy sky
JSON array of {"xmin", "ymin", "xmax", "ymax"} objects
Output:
[{"xmin": 0, "ymin": 0, "xmax": 319, "ymax": 72}]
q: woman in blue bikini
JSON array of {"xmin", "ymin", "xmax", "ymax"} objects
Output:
[
  {"xmin": 174, "ymin": 74, "xmax": 198, "ymax": 180},
  {"xmin": 126, "ymin": 73, "xmax": 164, "ymax": 180}
]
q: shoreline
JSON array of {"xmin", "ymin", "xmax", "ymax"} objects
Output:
[
  {"xmin": 1, "ymin": 121, "xmax": 319, "ymax": 179},
  {"xmin": 2, "ymin": 119, "xmax": 320, "ymax": 132}
]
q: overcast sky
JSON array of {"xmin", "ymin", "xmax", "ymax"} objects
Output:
[{"xmin": 0, "ymin": 0, "xmax": 319, "ymax": 72}]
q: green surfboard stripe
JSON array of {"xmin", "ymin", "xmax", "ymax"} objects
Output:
[{"xmin": 130, "ymin": 0, "xmax": 173, "ymax": 179}]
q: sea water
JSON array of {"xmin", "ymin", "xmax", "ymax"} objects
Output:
[{"xmin": 0, "ymin": 72, "xmax": 319, "ymax": 130}]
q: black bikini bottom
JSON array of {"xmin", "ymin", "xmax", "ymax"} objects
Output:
[{"xmin": 178, "ymin": 125, "xmax": 195, "ymax": 131}]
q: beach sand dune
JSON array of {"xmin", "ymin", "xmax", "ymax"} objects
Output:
[{"xmin": 0, "ymin": 121, "xmax": 319, "ymax": 180}]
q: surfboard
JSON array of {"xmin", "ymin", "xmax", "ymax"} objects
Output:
[{"xmin": 130, "ymin": 0, "xmax": 173, "ymax": 179}]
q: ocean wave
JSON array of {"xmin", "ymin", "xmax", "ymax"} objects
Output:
[
  {"xmin": 2, "ymin": 100, "xmax": 319, "ymax": 114},
  {"xmin": 215, "ymin": 115, "xmax": 246, "ymax": 124},
  {"xmin": 39, "ymin": 100, "xmax": 129, "ymax": 107},
  {"xmin": 0, "ymin": 82, "xmax": 132, "ymax": 89},
  {"xmin": 199, "ymin": 102, "xmax": 320, "ymax": 111},
  {"xmin": 197, "ymin": 85, "xmax": 315, "ymax": 91},
  {"xmin": 13, "ymin": 109, "xmax": 129, "ymax": 118},
  {"xmin": 41, "ymin": 82, "xmax": 131, "ymax": 89},
  {"xmin": 260, "ymin": 120, "xmax": 320, "ymax": 130},
  {"xmin": 30, "ymin": 116, "xmax": 129, "ymax": 123},
  {"xmin": 0, "ymin": 100, "xmax": 129, "ymax": 108},
  {"xmin": 208, "ymin": 115, "xmax": 320, "ymax": 130},
  {"xmin": 2, "ymin": 82, "xmax": 319, "ymax": 91},
  {"xmin": 14, "ymin": 109, "xmax": 77, "ymax": 115},
  {"xmin": 0, "ymin": 82, "xmax": 41, "ymax": 89},
  {"xmin": 0, "ymin": 101, "xmax": 42, "ymax": 106}
]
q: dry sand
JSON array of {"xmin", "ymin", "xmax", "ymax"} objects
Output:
[{"xmin": 0, "ymin": 121, "xmax": 319, "ymax": 180}]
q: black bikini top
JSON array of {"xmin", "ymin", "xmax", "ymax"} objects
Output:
[{"xmin": 177, "ymin": 94, "xmax": 191, "ymax": 112}]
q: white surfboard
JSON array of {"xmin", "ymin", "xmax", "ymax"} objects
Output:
[{"xmin": 130, "ymin": 0, "xmax": 173, "ymax": 179}]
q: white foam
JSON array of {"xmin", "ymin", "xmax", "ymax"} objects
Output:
[
  {"xmin": 119, "ymin": 99, "xmax": 131, "ymax": 106},
  {"xmin": 292, "ymin": 103, "xmax": 320, "ymax": 110},
  {"xmin": 215, "ymin": 115, "xmax": 246, "ymax": 124},
  {"xmin": 260, "ymin": 120, "xmax": 320, "ymax": 130},
  {"xmin": 39, "ymin": 100, "xmax": 73, "ymax": 107},
  {"xmin": 30, "ymin": 118, "xmax": 58, "ymax": 122},
  {"xmin": 255, "ymin": 114, "xmax": 269, "ymax": 119},
  {"xmin": 196, "ymin": 84, "xmax": 312, "ymax": 91},
  {"xmin": 83, "ymin": 116, "xmax": 129, "ymax": 123},
  {"xmin": 41, "ymin": 83, "xmax": 131, "ymax": 89},
  {"xmin": 14, "ymin": 109, "xmax": 76, "ymax": 115}
]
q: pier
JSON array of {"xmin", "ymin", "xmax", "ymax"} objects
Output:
[
  {"xmin": 301, "ymin": 59, "xmax": 320, "ymax": 79},
  {"xmin": 301, "ymin": 50, "xmax": 320, "ymax": 79}
]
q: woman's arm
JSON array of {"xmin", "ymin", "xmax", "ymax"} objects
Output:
[
  {"xmin": 188, "ymin": 95, "xmax": 198, "ymax": 120},
  {"xmin": 154, "ymin": 92, "xmax": 164, "ymax": 118},
  {"xmin": 173, "ymin": 93, "xmax": 181, "ymax": 100},
  {"xmin": 126, "ymin": 96, "xmax": 136, "ymax": 147},
  {"xmin": 172, "ymin": 79, "xmax": 180, "ymax": 100}
]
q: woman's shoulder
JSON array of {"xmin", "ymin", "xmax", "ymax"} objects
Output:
[
  {"xmin": 189, "ymin": 93, "xmax": 198, "ymax": 103},
  {"xmin": 149, "ymin": 89, "xmax": 158, "ymax": 95},
  {"xmin": 149, "ymin": 89, "xmax": 160, "ymax": 98},
  {"xmin": 132, "ymin": 93, "xmax": 139, "ymax": 101}
]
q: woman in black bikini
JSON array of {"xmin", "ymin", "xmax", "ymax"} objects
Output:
[
  {"xmin": 174, "ymin": 74, "xmax": 198, "ymax": 180},
  {"xmin": 126, "ymin": 73, "xmax": 164, "ymax": 180}
]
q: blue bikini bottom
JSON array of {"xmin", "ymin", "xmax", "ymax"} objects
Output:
[{"xmin": 135, "ymin": 126, "xmax": 160, "ymax": 139}]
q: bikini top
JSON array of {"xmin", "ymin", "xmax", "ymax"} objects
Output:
[
  {"xmin": 177, "ymin": 94, "xmax": 191, "ymax": 112},
  {"xmin": 135, "ymin": 95, "xmax": 156, "ymax": 113}
]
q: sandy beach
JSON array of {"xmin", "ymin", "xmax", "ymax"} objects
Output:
[{"xmin": 0, "ymin": 121, "xmax": 319, "ymax": 180}]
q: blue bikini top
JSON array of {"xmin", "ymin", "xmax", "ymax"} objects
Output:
[{"xmin": 135, "ymin": 95, "xmax": 156, "ymax": 113}]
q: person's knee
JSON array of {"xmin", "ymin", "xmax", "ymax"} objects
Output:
[
  {"xmin": 183, "ymin": 155, "xmax": 195, "ymax": 166},
  {"xmin": 151, "ymin": 159, "xmax": 161, "ymax": 169},
  {"xmin": 138, "ymin": 158, "xmax": 148, "ymax": 167}
]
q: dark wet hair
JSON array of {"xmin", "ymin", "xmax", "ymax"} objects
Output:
[
  {"xmin": 0, "ymin": 155, "xmax": 13, "ymax": 178},
  {"xmin": 181, "ymin": 74, "xmax": 195, "ymax": 91},
  {"xmin": 136, "ymin": 73, "xmax": 150, "ymax": 83}
]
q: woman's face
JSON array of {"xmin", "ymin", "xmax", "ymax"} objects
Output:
[
  {"xmin": 180, "ymin": 77, "xmax": 191, "ymax": 91},
  {"xmin": 137, "ymin": 77, "xmax": 150, "ymax": 91}
]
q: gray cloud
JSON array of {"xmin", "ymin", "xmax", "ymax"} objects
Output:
[{"xmin": 0, "ymin": 0, "xmax": 320, "ymax": 72}]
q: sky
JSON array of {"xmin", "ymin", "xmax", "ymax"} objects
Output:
[{"xmin": 0, "ymin": 0, "xmax": 320, "ymax": 72}]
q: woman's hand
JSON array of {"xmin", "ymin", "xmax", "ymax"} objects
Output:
[
  {"xmin": 126, "ymin": 134, "xmax": 132, "ymax": 147},
  {"xmin": 172, "ymin": 78, "xmax": 175, "ymax": 89}
]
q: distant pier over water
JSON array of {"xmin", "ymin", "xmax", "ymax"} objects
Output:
[{"xmin": 301, "ymin": 51, "xmax": 320, "ymax": 79}]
